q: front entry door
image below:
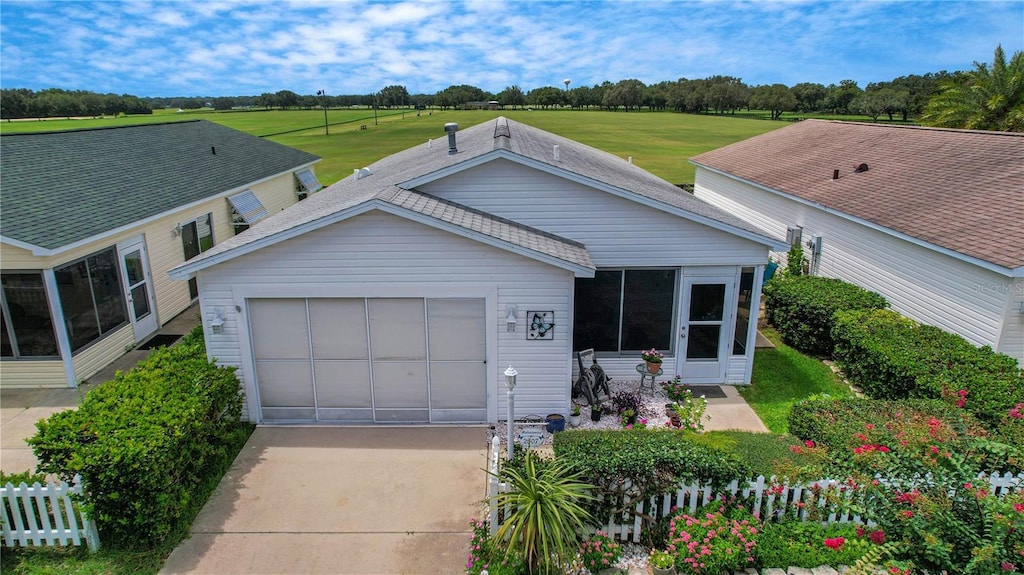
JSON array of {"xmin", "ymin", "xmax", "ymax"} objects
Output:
[
  {"xmin": 678, "ymin": 276, "xmax": 734, "ymax": 383},
  {"xmin": 117, "ymin": 238, "xmax": 159, "ymax": 342}
]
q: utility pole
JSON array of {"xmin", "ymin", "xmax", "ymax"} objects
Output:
[{"xmin": 317, "ymin": 90, "xmax": 329, "ymax": 136}]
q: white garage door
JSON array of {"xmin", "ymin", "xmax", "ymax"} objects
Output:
[{"xmin": 249, "ymin": 297, "xmax": 487, "ymax": 424}]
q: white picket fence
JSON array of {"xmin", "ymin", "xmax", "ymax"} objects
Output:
[
  {"xmin": 1, "ymin": 475, "xmax": 100, "ymax": 551},
  {"xmin": 486, "ymin": 438, "xmax": 1024, "ymax": 542}
]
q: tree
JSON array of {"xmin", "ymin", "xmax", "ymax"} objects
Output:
[
  {"xmin": 749, "ymin": 84, "xmax": 797, "ymax": 120},
  {"xmin": 526, "ymin": 86, "xmax": 564, "ymax": 108},
  {"xmin": 704, "ymin": 76, "xmax": 749, "ymax": 114},
  {"xmin": 921, "ymin": 45, "xmax": 1024, "ymax": 132},
  {"xmin": 274, "ymin": 90, "xmax": 300, "ymax": 109},
  {"xmin": 498, "ymin": 85, "xmax": 525, "ymax": 109},
  {"xmin": 824, "ymin": 79, "xmax": 862, "ymax": 114},
  {"xmin": 377, "ymin": 85, "xmax": 409, "ymax": 108},
  {"xmin": 791, "ymin": 82, "xmax": 828, "ymax": 112},
  {"xmin": 852, "ymin": 87, "xmax": 907, "ymax": 121},
  {"xmin": 601, "ymin": 79, "xmax": 645, "ymax": 111}
]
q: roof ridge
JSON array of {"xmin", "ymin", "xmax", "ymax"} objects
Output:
[
  {"xmin": 814, "ymin": 119, "xmax": 1024, "ymax": 138},
  {"xmin": 0, "ymin": 119, "xmax": 203, "ymax": 137}
]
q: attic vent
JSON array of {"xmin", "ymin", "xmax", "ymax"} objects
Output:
[
  {"xmin": 832, "ymin": 169, "xmax": 840, "ymax": 180},
  {"xmin": 354, "ymin": 167, "xmax": 372, "ymax": 179},
  {"xmin": 444, "ymin": 122, "xmax": 458, "ymax": 155},
  {"xmin": 854, "ymin": 163, "xmax": 869, "ymax": 173}
]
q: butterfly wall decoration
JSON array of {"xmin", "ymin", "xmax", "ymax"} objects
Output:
[{"xmin": 527, "ymin": 311, "xmax": 554, "ymax": 340}]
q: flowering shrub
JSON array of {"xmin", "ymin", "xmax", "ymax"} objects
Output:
[
  {"xmin": 666, "ymin": 500, "xmax": 759, "ymax": 574},
  {"xmin": 814, "ymin": 413, "xmax": 1024, "ymax": 574},
  {"xmin": 661, "ymin": 376, "xmax": 688, "ymax": 403},
  {"xmin": 667, "ymin": 391, "xmax": 708, "ymax": 432},
  {"xmin": 579, "ymin": 531, "xmax": 621, "ymax": 573},
  {"xmin": 464, "ymin": 519, "xmax": 524, "ymax": 575},
  {"xmin": 755, "ymin": 521, "xmax": 870, "ymax": 569},
  {"xmin": 611, "ymin": 390, "xmax": 643, "ymax": 416},
  {"xmin": 641, "ymin": 348, "xmax": 664, "ymax": 364}
]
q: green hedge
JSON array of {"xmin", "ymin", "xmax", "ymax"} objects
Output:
[
  {"xmin": 29, "ymin": 328, "xmax": 250, "ymax": 547},
  {"xmin": 553, "ymin": 429, "xmax": 749, "ymax": 489},
  {"xmin": 788, "ymin": 396, "xmax": 987, "ymax": 452},
  {"xmin": 831, "ymin": 309, "xmax": 1023, "ymax": 426},
  {"xmin": 763, "ymin": 276, "xmax": 887, "ymax": 356},
  {"xmin": 756, "ymin": 521, "xmax": 870, "ymax": 569}
]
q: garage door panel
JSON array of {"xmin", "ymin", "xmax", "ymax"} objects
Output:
[
  {"xmin": 429, "ymin": 362, "xmax": 486, "ymax": 408},
  {"xmin": 369, "ymin": 299, "xmax": 426, "ymax": 360},
  {"xmin": 317, "ymin": 408, "xmax": 373, "ymax": 422},
  {"xmin": 256, "ymin": 360, "xmax": 314, "ymax": 407},
  {"xmin": 432, "ymin": 409, "xmax": 486, "ymax": 423},
  {"xmin": 428, "ymin": 299, "xmax": 485, "ymax": 361},
  {"xmin": 250, "ymin": 299, "xmax": 310, "ymax": 359},
  {"xmin": 309, "ymin": 299, "xmax": 368, "ymax": 360},
  {"xmin": 375, "ymin": 409, "xmax": 429, "ymax": 423},
  {"xmin": 314, "ymin": 360, "xmax": 371, "ymax": 407},
  {"xmin": 262, "ymin": 407, "xmax": 316, "ymax": 420},
  {"xmin": 372, "ymin": 361, "xmax": 428, "ymax": 408}
]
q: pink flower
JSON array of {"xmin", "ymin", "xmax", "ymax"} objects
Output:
[
  {"xmin": 902, "ymin": 510, "xmax": 914, "ymax": 518},
  {"xmin": 1009, "ymin": 404, "xmax": 1024, "ymax": 420},
  {"xmin": 869, "ymin": 530, "xmax": 886, "ymax": 544},
  {"xmin": 804, "ymin": 440, "xmax": 815, "ymax": 448},
  {"xmin": 1013, "ymin": 503, "xmax": 1024, "ymax": 513},
  {"xmin": 1002, "ymin": 562, "xmax": 1016, "ymax": 571}
]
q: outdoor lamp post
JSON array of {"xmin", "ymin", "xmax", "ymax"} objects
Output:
[
  {"xmin": 316, "ymin": 90, "xmax": 329, "ymax": 136},
  {"xmin": 504, "ymin": 364, "xmax": 517, "ymax": 460}
]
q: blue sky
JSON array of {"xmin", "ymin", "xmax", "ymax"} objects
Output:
[{"xmin": 1, "ymin": 1, "xmax": 1021, "ymax": 97}]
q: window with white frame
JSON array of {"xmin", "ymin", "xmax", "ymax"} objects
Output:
[
  {"xmin": 54, "ymin": 248, "xmax": 128, "ymax": 353},
  {"xmin": 181, "ymin": 213, "xmax": 214, "ymax": 299},
  {"xmin": 1, "ymin": 272, "xmax": 59, "ymax": 358},
  {"xmin": 573, "ymin": 269, "xmax": 677, "ymax": 355},
  {"xmin": 294, "ymin": 168, "xmax": 322, "ymax": 200}
]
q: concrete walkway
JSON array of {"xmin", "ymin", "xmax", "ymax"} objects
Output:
[
  {"xmin": 160, "ymin": 426, "xmax": 488, "ymax": 575},
  {"xmin": 0, "ymin": 303, "xmax": 201, "ymax": 475}
]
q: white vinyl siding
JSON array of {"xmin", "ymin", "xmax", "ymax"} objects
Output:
[
  {"xmin": 195, "ymin": 211, "xmax": 575, "ymax": 422},
  {"xmin": 997, "ymin": 279, "xmax": 1024, "ymax": 363},
  {"xmin": 695, "ymin": 168, "xmax": 1020, "ymax": 365},
  {"xmin": 419, "ymin": 159, "xmax": 766, "ymax": 267}
]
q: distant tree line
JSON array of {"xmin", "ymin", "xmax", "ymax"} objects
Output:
[
  {"xmin": 0, "ymin": 88, "xmax": 152, "ymax": 119},
  {"xmin": 3, "ymin": 46, "xmax": 1018, "ymax": 131}
]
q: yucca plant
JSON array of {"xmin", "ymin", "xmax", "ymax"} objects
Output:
[{"xmin": 491, "ymin": 451, "xmax": 596, "ymax": 574}]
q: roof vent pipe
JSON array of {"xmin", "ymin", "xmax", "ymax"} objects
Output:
[
  {"xmin": 444, "ymin": 123, "xmax": 458, "ymax": 155},
  {"xmin": 553, "ymin": 145, "xmax": 560, "ymax": 161},
  {"xmin": 832, "ymin": 169, "xmax": 840, "ymax": 180},
  {"xmin": 211, "ymin": 146, "xmax": 216, "ymax": 155},
  {"xmin": 628, "ymin": 156, "xmax": 633, "ymax": 164},
  {"xmin": 427, "ymin": 139, "xmax": 432, "ymax": 148}
]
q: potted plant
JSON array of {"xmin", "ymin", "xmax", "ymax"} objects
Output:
[
  {"xmin": 568, "ymin": 404, "xmax": 581, "ymax": 427},
  {"xmin": 590, "ymin": 403, "xmax": 602, "ymax": 422},
  {"xmin": 641, "ymin": 348, "xmax": 664, "ymax": 373},
  {"xmin": 545, "ymin": 413, "xmax": 565, "ymax": 433},
  {"xmin": 649, "ymin": 550, "xmax": 675, "ymax": 575}
]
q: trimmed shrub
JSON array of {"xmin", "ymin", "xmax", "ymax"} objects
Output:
[
  {"xmin": 763, "ymin": 276, "xmax": 887, "ymax": 356},
  {"xmin": 29, "ymin": 327, "xmax": 249, "ymax": 547},
  {"xmin": 756, "ymin": 521, "xmax": 870, "ymax": 569},
  {"xmin": 831, "ymin": 309, "xmax": 1023, "ymax": 427}
]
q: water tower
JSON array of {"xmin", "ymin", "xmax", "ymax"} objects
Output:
[{"xmin": 563, "ymin": 78, "xmax": 571, "ymax": 91}]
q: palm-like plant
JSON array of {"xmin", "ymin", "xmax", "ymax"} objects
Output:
[
  {"xmin": 921, "ymin": 44, "xmax": 1024, "ymax": 132},
  {"xmin": 491, "ymin": 452, "xmax": 595, "ymax": 574}
]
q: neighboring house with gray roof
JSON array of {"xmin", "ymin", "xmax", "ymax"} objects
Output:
[
  {"xmin": 170, "ymin": 117, "xmax": 785, "ymax": 425},
  {"xmin": 1, "ymin": 120, "xmax": 322, "ymax": 387},
  {"xmin": 691, "ymin": 119, "xmax": 1024, "ymax": 365}
]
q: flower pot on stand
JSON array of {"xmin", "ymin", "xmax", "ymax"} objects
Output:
[
  {"xmin": 646, "ymin": 361, "xmax": 661, "ymax": 374},
  {"xmin": 545, "ymin": 413, "xmax": 565, "ymax": 433}
]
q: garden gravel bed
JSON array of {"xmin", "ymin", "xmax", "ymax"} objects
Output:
[{"xmin": 490, "ymin": 378, "xmax": 709, "ymax": 448}]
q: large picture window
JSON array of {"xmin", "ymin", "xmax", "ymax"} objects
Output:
[
  {"xmin": 573, "ymin": 269, "xmax": 677, "ymax": 355},
  {"xmin": 1, "ymin": 272, "xmax": 59, "ymax": 358},
  {"xmin": 55, "ymin": 248, "xmax": 128, "ymax": 353}
]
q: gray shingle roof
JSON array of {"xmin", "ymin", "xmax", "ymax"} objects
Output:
[
  {"xmin": 691, "ymin": 120, "xmax": 1024, "ymax": 270},
  {"xmin": 174, "ymin": 117, "xmax": 780, "ymax": 276},
  {"xmin": 1, "ymin": 120, "xmax": 319, "ymax": 251}
]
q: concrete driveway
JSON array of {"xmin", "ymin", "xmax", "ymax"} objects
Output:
[{"xmin": 160, "ymin": 426, "xmax": 489, "ymax": 575}]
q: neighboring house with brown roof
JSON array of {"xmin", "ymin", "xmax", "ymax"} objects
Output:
[
  {"xmin": 170, "ymin": 117, "xmax": 785, "ymax": 425},
  {"xmin": 691, "ymin": 119, "xmax": 1024, "ymax": 365},
  {"xmin": 1, "ymin": 120, "xmax": 322, "ymax": 388}
]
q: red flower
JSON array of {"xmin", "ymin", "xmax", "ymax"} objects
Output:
[
  {"xmin": 856, "ymin": 526, "xmax": 866, "ymax": 537},
  {"xmin": 869, "ymin": 530, "xmax": 886, "ymax": 544},
  {"xmin": 902, "ymin": 510, "xmax": 914, "ymax": 518},
  {"xmin": 804, "ymin": 440, "xmax": 815, "ymax": 448},
  {"xmin": 1013, "ymin": 503, "xmax": 1024, "ymax": 514},
  {"xmin": 824, "ymin": 537, "xmax": 846, "ymax": 550}
]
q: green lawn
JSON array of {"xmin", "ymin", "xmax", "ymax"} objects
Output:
[
  {"xmin": 740, "ymin": 327, "xmax": 853, "ymax": 434},
  {"xmin": 2, "ymin": 108, "xmax": 784, "ymax": 186}
]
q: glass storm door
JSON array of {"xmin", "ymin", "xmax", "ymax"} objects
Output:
[
  {"xmin": 678, "ymin": 277, "xmax": 734, "ymax": 383},
  {"xmin": 117, "ymin": 238, "xmax": 159, "ymax": 342}
]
